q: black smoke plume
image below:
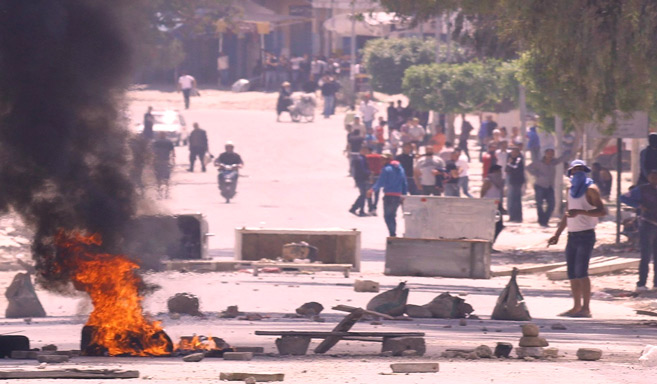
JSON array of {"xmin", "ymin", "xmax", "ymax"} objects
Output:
[{"xmin": 0, "ymin": 0, "xmax": 138, "ymax": 290}]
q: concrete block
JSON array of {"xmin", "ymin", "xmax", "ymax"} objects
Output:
[
  {"xmin": 390, "ymin": 363, "xmax": 439, "ymax": 373},
  {"xmin": 10, "ymin": 350, "xmax": 33, "ymax": 359},
  {"xmin": 384, "ymin": 237, "xmax": 491, "ymax": 279},
  {"xmin": 223, "ymin": 352, "xmax": 253, "ymax": 361},
  {"xmin": 515, "ymin": 347, "xmax": 544, "ymax": 359},
  {"xmin": 275, "ymin": 336, "xmax": 310, "ymax": 355},
  {"xmin": 182, "ymin": 353, "xmax": 205, "ymax": 362},
  {"xmin": 219, "ymin": 372, "xmax": 284, "ymax": 382},
  {"xmin": 37, "ymin": 355, "xmax": 69, "ymax": 364},
  {"xmin": 354, "ymin": 280, "xmax": 380, "ymax": 292},
  {"xmin": 544, "ymin": 347, "xmax": 559, "ymax": 358},
  {"xmin": 234, "ymin": 347, "xmax": 264, "ymax": 354},
  {"xmin": 381, "ymin": 337, "xmax": 426, "ymax": 356}
]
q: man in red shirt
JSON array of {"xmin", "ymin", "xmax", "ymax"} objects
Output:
[
  {"xmin": 482, "ymin": 141, "xmax": 498, "ymax": 179},
  {"xmin": 366, "ymin": 151, "xmax": 387, "ymax": 216}
]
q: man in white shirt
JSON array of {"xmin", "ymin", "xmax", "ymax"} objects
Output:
[
  {"xmin": 457, "ymin": 150, "xmax": 473, "ymax": 197},
  {"xmin": 496, "ymin": 140, "xmax": 509, "ymax": 179},
  {"xmin": 217, "ymin": 53, "xmax": 229, "ymax": 87},
  {"xmin": 407, "ymin": 118, "xmax": 425, "ymax": 149},
  {"xmin": 177, "ymin": 71, "xmax": 197, "ymax": 109},
  {"xmin": 414, "ymin": 146, "xmax": 445, "ymax": 195},
  {"xmin": 359, "ymin": 98, "xmax": 378, "ymax": 130}
]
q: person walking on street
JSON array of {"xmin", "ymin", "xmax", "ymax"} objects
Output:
[
  {"xmin": 177, "ymin": 71, "xmax": 197, "ymax": 110},
  {"xmin": 414, "ymin": 146, "xmax": 445, "ymax": 196},
  {"xmin": 407, "ymin": 117, "xmax": 426, "ymax": 149},
  {"xmin": 620, "ymin": 169, "xmax": 657, "ymax": 291},
  {"xmin": 456, "ymin": 148, "xmax": 473, "ymax": 197},
  {"xmin": 366, "ymin": 150, "xmax": 387, "ymax": 215},
  {"xmin": 360, "ymin": 97, "xmax": 378, "ymax": 130},
  {"xmin": 276, "ymin": 82, "xmax": 293, "ymax": 122},
  {"xmin": 527, "ymin": 125, "xmax": 541, "ymax": 162},
  {"xmin": 458, "ymin": 120, "xmax": 473, "ymax": 162},
  {"xmin": 444, "ymin": 149, "xmax": 462, "ymax": 197},
  {"xmin": 187, "ymin": 123, "xmax": 209, "ymax": 172},
  {"xmin": 350, "ymin": 146, "xmax": 372, "ymax": 217},
  {"xmin": 505, "ymin": 145, "xmax": 525, "ymax": 222},
  {"xmin": 396, "ymin": 143, "xmax": 418, "ymax": 195},
  {"xmin": 368, "ymin": 153, "xmax": 408, "ymax": 237},
  {"xmin": 548, "ymin": 160, "xmax": 607, "ymax": 318},
  {"xmin": 152, "ymin": 132, "xmax": 175, "ymax": 199},
  {"xmin": 527, "ymin": 148, "xmax": 569, "ymax": 227},
  {"xmin": 143, "ymin": 106, "xmax": 155, "ymax": 140},
  {"xmin": 321, "ymin": 76, "xmax": 339, "ymax": 118},
  {"xmin": 481, "ymin": 164, "xmax": 505, "ymax": 244},
  {"xmin": 639, "ymin": 133, "xmax": 657, "ymax": 184}
]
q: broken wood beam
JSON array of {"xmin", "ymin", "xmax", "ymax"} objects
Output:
[
  {"xmin": 547, "ymin": 257, "xmax": 639, "ymax": 280},
  {"xmin": 332, "ymin": 304, "xmax": 410, "ymax": 321},
  {"xmin": 0, "ymin": 369, "xmax": 139, "ymax": 379}
]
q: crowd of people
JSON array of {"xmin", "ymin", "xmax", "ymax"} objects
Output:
[{"xmin": 260, "ymin": 53, "xmax": 355, "ymax": 93}]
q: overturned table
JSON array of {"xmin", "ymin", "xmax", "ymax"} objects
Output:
[{"xmin": 256, "ymin": 308, "xmax": 425, "ymax": 355}]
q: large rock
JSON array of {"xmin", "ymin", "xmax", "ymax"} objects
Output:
[
  {"xmin": 577, "ymin": 348, "xmax": 602, "ymax": 361},
  {"xmin": 183, "ymin": 352, "xmax": 205, "ymax": 362},
  {"xmin": 404, "ymin": 304, "xmax": 433, "ymax": 318},
  {"xmin": 519, "ymin": 336, "xmax": 549, "ymax": 347},
  {"xmin": 5, "ymin": 273, "xmax": 46, "ymax": 318},
  {"xmin": 475, "ymin": 345, "xmax": 493, "ymax": 358},
  {"xmin": 167, "ymin": 293, "xmax": 201, "ymax": 316},
  {"xmin": 354, "ymin": 280, "xmax": 380, "ymax": 293},
  {"xmin": 366, "ymin": 282, "xmax": 409, "ymax": 317},
  {"xmin": 275, "ymin": 336, "xmax": 310, "ymax": 355},
  {"xmin": 423, "ymin": 293, "xmax": 473, "ymax": 319},
  {"xmin": 381, "ymin": 337, "xmax": 426, "ymax": 356},
  {"xmin": 295, "ymin": 302, "xmax": 323, "ymax": 317},
  {"xmin": 521, "ymin": 324, "xmax": 540, "ymax": 337},
  {"xmin": 515, "ymin": 347, "xmax": 544, "ymax": 359}
]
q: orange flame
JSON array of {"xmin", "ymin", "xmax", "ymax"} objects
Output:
[
  {"xmin": 55, "ymin": 231, "xmax": 171, "ymax": 356},
  {"xmin": 176, "ymin": 335, "xmax": 217, "ymax": 352}
]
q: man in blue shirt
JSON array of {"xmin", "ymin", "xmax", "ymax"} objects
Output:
[{"xmin": 368, "ymin": 153, "xmax": 408, "ymax": 237}]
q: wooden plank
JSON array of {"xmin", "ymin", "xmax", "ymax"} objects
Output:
[
  {"xmin": 255, "ymin": 331, "xmax": 425, "ymax": 338},
  {"xmin": 547, "ymin": 257, "xmax": 638, "ymax": 280},
  {"xmin": 219, "ymin": 372, "xmax": 284, "ymax": 382},
  {"xmin": 0, "ymin": 369, "xmax": 139, "ymax": 379},
  {"xmin": 332, "ymin": 304, "xmax": 400, "ymax": 321},
  {"xmin": 313, "ymin": 309, "xmax": 364, "ymax": 354},
  {"xmin": 491, "ymin": 256, "xmax": 614, "ymax": 277}
]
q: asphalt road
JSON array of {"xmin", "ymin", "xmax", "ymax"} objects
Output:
[{"xmin": 128, "ymin": 105, "xmax": 393, "ymax": 255}]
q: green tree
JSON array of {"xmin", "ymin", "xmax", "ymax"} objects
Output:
[
  {"xmin": 402, "ymin": 60, "xmax": 518, "ymax": 115},
  {"xmin": 362, "ymin": 37, "xmax": 465, "ymax": 95}
]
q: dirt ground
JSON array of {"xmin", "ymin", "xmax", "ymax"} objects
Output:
[{"xmin": 0, "ymin": 87, "xmax": 654, "ymax": 383}]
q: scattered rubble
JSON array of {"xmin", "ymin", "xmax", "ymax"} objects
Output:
[
  {"xmin": 275, "ymin": 336, "xmax": 310, "ymax": 355},
  {"xmin": 366, "ymin": 282, "xmax": 408, "ymax": 317},
  {"xmin": 221, "ymin": 306, "xmax": 243, "ymax": 318},
  {"xmin": 36, "ymin": 355, "xmax": 69, "ymax": 364},
  {"xmin": 5, "ymin": 273, "xmax": 46, "ymax": 318},
  {"xmin": 354, "ymin": 280, "xmax": 380, "ymax": 293},
  {"xmin": 494, "ymin": 342, "xmax": 513, "ymax": 358},
  {"xmin": 381, "ymin": 337, "xmax": 426, "ymax": 356},
  {"xmin": 296, "ymin": 302, "xmax": 324, "ymax": 317},
  {"xmin": 167, "ymin": 293, "xmax": 202, "ymax": 316},
  {"xmin": 182, "ymin": 353, "xmax": 205, "ymax": 362},
  {"xmin": 550, "ymin": 323, "xmax": 567, "ymax": 330},
  {"xmin": 544, "ymin": 347, "xmax": 559, "ymax": 358},
  {"xmin": 223, "ymin": 352, "xmax": 253, "ymax": 361},
  {"xmin": 577, "ymin": 348, "xmax": 602, "ymax": 361},
  {"xmin": 514, "ymin": 323, "xmax": 550, "ymax": 359},
  {"xmin": 219, "ymin": 372, "xmax": 284, "ymax": 382},
  {"xmin": 491, "ymin": 268, "xmax": 531, "ymax": 321},
  {"xmin": 515, "ymin": 346, "xmax": 544, "ymax": 359},
  {"xmin": 474, "ymin": 345, "xmax": 493, "ymax": 358}
]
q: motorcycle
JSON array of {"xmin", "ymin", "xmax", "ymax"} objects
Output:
[
  {"xmin": 288, "ymin": 93, "xmax": 316, "ymax": 123},
  {"xmin": 217, "ymin": 163, "xmax": 238, "ymax": 203}
]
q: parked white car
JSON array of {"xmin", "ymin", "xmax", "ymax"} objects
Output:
[{"xmin": 136, "ymin": 110, "xmax": 187, "ymax": 146}]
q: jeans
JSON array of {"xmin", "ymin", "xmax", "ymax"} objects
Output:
[
  {"xmin": 371, "ymin": 177, "xmax": 380, "ymax": 210},
  {"xmin": 534, "ymin": 185, "xmax": 555, "ymax": 226},
  {"xmin": 182, "ymin": 88, "xmax": 191, "ymax": 109},
  {"xmin": 444, "ymin": 183, "xmax": 460, "ymax": 197},
  {"xmin": 565, "ymin": 229, "xmax": 596, "ymax": 279},
  {"xmin": 459, "ymin": 176, "xmax": 473, "ymax": 197},
  {"xmin": 507, "ymin": 183, "xmax": 523, "ymax": 222},
  {"xmin": 638, "ymin": 221, "xmax": 657, "ymax": 287},
  {"xmin": 383, "ymin": 195, "xmax": 402, "ymax": 237},
  {"xmin": 323, "ymin": 95, "xmax": 335, "ymax": 117},
  {"xmin": 265, "ymin": 70, "xmax": 277, "ymax": 91},
  {"xmin": 421, "ymin": 185, "xmax": 440, "ymax": 196},
  {"xmin": 188, "ymin": 147, "xmax": 206, "ymax": 171},
  {"xmin": 350, "ymin": 180, "xmax": 370, "ymax": 214}
]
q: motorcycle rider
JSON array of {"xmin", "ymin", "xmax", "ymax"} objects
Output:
[{"xmin": 214, "ymin": 140, "xmax": 244, "ymax": 187}]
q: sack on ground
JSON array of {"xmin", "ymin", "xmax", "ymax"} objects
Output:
[
  {"xmin": 366, "ymin": 282, "xmax": 408, "ymax": 316},
  {"xmin": 491, "ymin": 268, "xmax": 531, "ymax": 321}
]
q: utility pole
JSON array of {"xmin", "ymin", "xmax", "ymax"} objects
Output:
[
  {"xmin": 554, "ymin": 115, "xmax": 564, "ymax": 217},
  {"xmin": 350, "ymin": 0, "xmax": 357, "ymax": 100}
]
